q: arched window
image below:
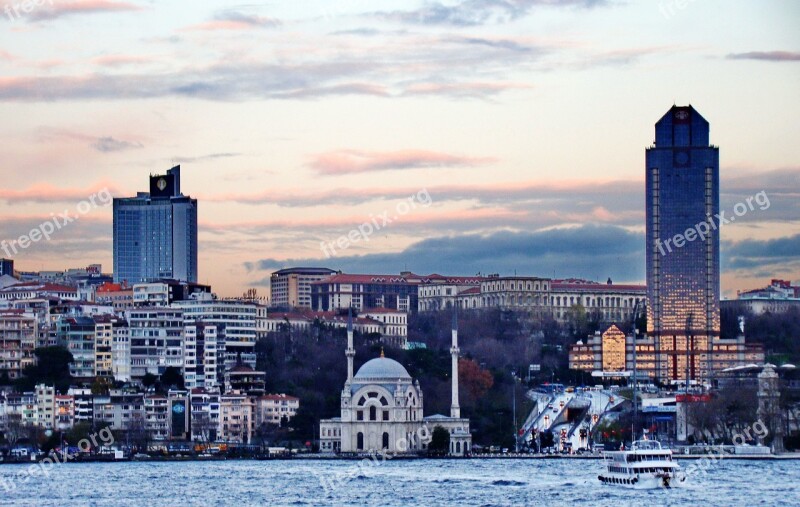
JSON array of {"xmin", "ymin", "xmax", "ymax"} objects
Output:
[
  {"xmin": 382, "ymin": 432, "xmax": 390, "ymax": 450},
  {"xmin": 370, "ymin": 406, "xmax": 377, "ymax": 421},
  {"xmin": 456, "ymin": 441, "xmax": 461, "ymax": 454},
  {"xmin": 357, "ymin": 432, "xmax": 364, "ymax": 450}
]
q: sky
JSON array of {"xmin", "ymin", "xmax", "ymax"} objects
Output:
[{"xmin": 0, "ymin": 0, "xmax": 798, "ymax": 299}]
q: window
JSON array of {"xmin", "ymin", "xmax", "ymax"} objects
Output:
[
  {"xmin": 383, "ymin": 410, "xmax": 389, "ymax": 421},
  {"xmin": 382, "ymin": 432, "xmax": 390, "ymax": 450},
  {"xmin": 369, "ymin": 406, "xmax": 377, "ymax": 421},
  {"xmin": 357, "ymin": 411, "xmax": 364, "ymax": 421},
  {"xmin": 357, "ymin": 432, "xmax": 364, "ymax": 450}
]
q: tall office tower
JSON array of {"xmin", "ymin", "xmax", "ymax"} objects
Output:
[
  {"xmin": 646, "ymin": 105, "xmax": 720, "ymax": 383},
  {"xmin": 113, "ymin": 166, "xmax": 198, "ymax": 284},
  {"xmin": 0, "ymin": 258, "xmax": 13, "ymax": 277}
]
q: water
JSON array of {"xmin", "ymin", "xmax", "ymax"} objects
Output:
[{"xmin": 1, "ymin": 458, "xmax": 798, "ymax": 506}]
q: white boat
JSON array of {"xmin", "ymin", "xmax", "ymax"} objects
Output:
[{"xmin": 598, "ymin": 439, "xmax": 687, "ymax": 489}]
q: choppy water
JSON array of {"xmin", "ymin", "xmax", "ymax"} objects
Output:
[{"xmin": 1, "ymin": 458, "xmax": 798, "ymax": 506}]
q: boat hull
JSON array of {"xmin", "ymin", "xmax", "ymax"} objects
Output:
[{"xmin": 598, "ymin": 473, "xmax": 687, "ymax": 489}]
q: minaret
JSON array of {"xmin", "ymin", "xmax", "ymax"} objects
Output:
[
  {"xmin": 346, "ymin": 307, "xmax": 355, "ymax": 382},
  {"xmin": 450, "ymin": 309, "xmax": 460, "ymax": 419}
]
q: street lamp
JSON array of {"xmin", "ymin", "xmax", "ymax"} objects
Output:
[{"xmin": 511, "ymin": 369, "xmax": 518, "ymax": 453}]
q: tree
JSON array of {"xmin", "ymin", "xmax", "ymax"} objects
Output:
[
  {"xmin": 141, "ymin": 373, "xmax": 158, "ymax": 389},
  {"xmin": 14, "ymin": 346, "xmax": 74, "ymax": 393},
  {"xmin": 159, "ymin": 367, "xmax": 184, "ymax": 391},
  {"xmin": 191, "ymin": 411, "xmax": 216, "ymax": 447},
  {"xmin": 428, "ymin": 426, "xmax": 450, "ymax": 456},
  {"xmin": 460, "ymin": 358, "xmax": 494, "ymax": 398}
]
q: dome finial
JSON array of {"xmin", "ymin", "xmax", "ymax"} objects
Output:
[{"xmin": 380, "ymin": 347, "xmax": 385, "ymax": 358}]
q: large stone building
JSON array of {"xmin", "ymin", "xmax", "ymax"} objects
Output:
[
  {"xmin": 722, "ymin": 279, "xmax": 800, "ymax": 315},
  {"xmin": 320, "ymin": 312, "xmax": 471, "ymax": 456},
  {"xmin": 269, "ymin": 267, "xmax": 336, "ymax": 309}
]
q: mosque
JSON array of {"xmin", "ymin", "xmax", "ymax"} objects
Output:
[{"xmin": 319, "ymin": 312, "xmax": 472, "ymax": 456}]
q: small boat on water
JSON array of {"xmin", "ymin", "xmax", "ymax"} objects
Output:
[{"xmin": 598, "ymin": 439, "xmax": 687, "ymax": 489}]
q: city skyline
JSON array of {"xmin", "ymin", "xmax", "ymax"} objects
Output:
[{"xmin": 1, "ymin": 1, "xmax": 799, "ymax": 297}]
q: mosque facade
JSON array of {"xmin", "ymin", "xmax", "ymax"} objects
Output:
[{"xmin": 319, "ymin": 313, "xmax": 471, "ymax": 456}]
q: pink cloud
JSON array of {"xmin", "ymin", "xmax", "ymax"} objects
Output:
[
  {"xmin": 91, "ymin": 55, "xmax": 154, "ymax": 67},
  {"xmin": 180, "ymin": 12, "xmax": 281, "ymax": 32},
  {"xmin": 727, "ymin": 51, "xmax": 800, "ymax": 62},
  {"xmin": 308, "ymin": 149, "xmax": 496, "ymax": 175},
  {"xmin": 0, "ymin": 182, "xmax": 120, "ymax": 204},
  {"xmin": 26, "ymin": 1, "xmax": 143, "ymax": 21},
  {"xmin": 404, "ymin": 81, "xmax": 533, "ymax": 97}
]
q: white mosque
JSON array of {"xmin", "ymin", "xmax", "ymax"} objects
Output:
[{"xmin": 319, "ymin": 312, "xmax": 472, "ymax": 456}]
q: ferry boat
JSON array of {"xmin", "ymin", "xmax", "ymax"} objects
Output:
[{"xmin": 598, "ymin": 439, "xmax": 687, "ymax": 489}]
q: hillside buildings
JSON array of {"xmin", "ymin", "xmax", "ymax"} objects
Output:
[{"xmin": 722, "ymin": 279, "xmax": 800, "ymax": 315}]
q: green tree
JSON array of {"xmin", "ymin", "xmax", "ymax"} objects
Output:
[
  {"xmin": 428, "ymin": 426, "xmax": 451, "ymax": 456},
  {"xmin": 15, "ymin": 346, "xmax": 73, "ymax": 393},
  {"xmin": 141, "ymin": 372, "xmax": 158, "ymax": 389},
  {"xmin": 159, "ymin": 367, "xmax": 184, "ymax": 391}
]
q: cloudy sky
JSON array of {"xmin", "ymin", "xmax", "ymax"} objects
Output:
[{"xmin": 1, "ymin": 0, "xmax": 798, "ymax": 298}]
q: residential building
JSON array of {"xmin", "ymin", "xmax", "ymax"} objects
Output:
[
  {"xmin": 224, "ymin": 364, "xmax": 266, "ymax": 396},
  {"xmin": 92, "ymin": 389, "xmax": 144, "ymax": 431},
  {"xmin": 171, "ymin": 298, "xmax": 257, "ymax": 371},
  {"xmin": 111, "ymin": 318, "xmax": 131, "ymax": 382},
  {"xmin": 183, "ymin": 322, "xmax": 221, "ymax": 390},
  {"xmin": 133, "ymin": 280, "xmax": 211, "ymax": 307},
  {"xmin": 35, "ymin": 384, "xmax": 55, "ymax": 430},
  {"xmin": 113, "ymin": 166, "xmax": 198, "ymax": 284},
  {"xmin": 144, "ymin": 394, "xmax": 169, "ymax": 441},
  {"xmin": 189, "ymin": 388, "xmax": 220, "ymax": 443},
  {"xmin": 95, "ymin": 282, "xmax": 134, "ymax": 312},
  {"xmin": 0, "ymin": 310, "xmax": 36, "ymax": 380},
  {"xmin": 57, "ymin": 316, "xmax": 97, "ymax": 380},
  {"xmin": 55, "ymin": 395, "xmax": 75, "ymax": 430},
  {"xmin": 5, "ymin": 391, "xmax": 36, "ymax": 426},
  {"xmin": 127, "ymin": 307, "xmax": 185, "ymax": 378},
  {"xmin": 68, "ymin": 388, "xmax": 93, "ymax": 425},
  {"xmin": 270, "ymin": 267, "xmax": 336, "ymax": 309},
  {"xmin": 0, "ymin": 282, "xmax": 78, "ymax": 302},
  {"xmin": 255, "ymin": 394, "xmax": 299, "ymax": 428},
  {"xmin": 219, "ymin": 392, "xmax": 254, "ymax": 444}
]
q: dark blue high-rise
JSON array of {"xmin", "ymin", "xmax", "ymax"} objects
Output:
[
  {"xmin": 646, "ymin": 105, "xmax": 720, "ymax": 382},
  {"xmin": 113, "ymin": 166, "xmax": 198, "ymax": 284}
]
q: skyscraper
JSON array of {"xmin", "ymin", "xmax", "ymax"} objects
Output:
[
  {"xmin": 113, "ymin": 166, "xmax": 198, "ymax": 284},
  {"xmin": 646, "ymin": 105, "xmax": 720, "ymax": 382}
]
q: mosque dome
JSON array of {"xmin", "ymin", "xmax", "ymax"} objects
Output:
[{"xmin": 354, "ymin": 357, "xmax": 411, "ymax": 381}]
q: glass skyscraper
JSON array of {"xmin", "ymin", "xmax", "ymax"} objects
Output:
[
  {"xmin": 646, "ymin": 105, "xmax": 720, "ymax": 382},
  {"xmin": 113, "ymin": 166, "xmax": 198, "ymax": 284}
]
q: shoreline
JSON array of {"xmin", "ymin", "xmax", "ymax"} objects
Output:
[{"xmin": 2, "ymin": 453, "xmax": 799, "ymax": 465}]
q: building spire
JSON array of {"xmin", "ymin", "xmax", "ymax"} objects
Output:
[
  {"xmin": 450, "ymin": 308, "xmax": 460, "ymax": 419},
  {"xmin": 346, "ymin": 307, "xmax": 355, "ymax": 382}
]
